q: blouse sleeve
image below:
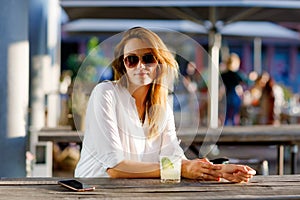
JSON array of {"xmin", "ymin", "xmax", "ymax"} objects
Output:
[
  {"xmin": 83, "ymin": 82, "xmax": 124, "ymax": 170},
  {"xmin": 160, "ymin": 103, "xmax": 185, "ymax": 157}
]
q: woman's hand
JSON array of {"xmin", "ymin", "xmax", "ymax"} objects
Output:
[
  {"xmin": 217, "ymin": 164, "xmax": 256, "ymax": 183},
  {"xmin": 181, "ymin": 158, "xmax": 222, "ymax": 181}
]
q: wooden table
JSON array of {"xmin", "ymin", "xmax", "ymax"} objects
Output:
[
  {"xmin": 38, "ymin": 127, "xmax": 83, "ymax": 143},
  {"xmin": 1, "ymin": 175, "xmax": 300, "ymax": 199},
  {"xmin": 38, "ymin": 124, "xmax": 300, "ymax": 175},
  {"xmin": 177, "ymin": 124, "xmax": 300, "ymax": 175}
]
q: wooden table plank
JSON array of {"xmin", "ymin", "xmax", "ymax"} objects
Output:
[
  {"xmin": 177, "ymin": 124, "xmax": 300, "ymax": 144},
  {"xmin": 1, "ymin": 175, "xmax": 300, "ymax": 199},
  {"xmin": 38, "ymin": 130, "xmax": 83, "ymax": 143},
  {"xmin": 38, "ymin": 125, "xmax": 300, "ymax": 145},
  {"xmin": 38, "ymin": 124, "xmax": 300, "ymax": 145}
]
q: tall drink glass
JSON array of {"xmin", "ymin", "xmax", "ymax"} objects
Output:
[{"xmin": 160, "ymin": 155, "xmax": 181, "ymax": 183}]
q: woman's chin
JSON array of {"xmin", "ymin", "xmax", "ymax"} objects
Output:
[{"xmin": 131, "ymin": 78, "xmax": 153, "ymax": 87}]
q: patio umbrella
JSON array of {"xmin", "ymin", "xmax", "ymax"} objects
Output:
[
  {"xmin": 60, "ymin": 0, "xmax": 300, "ymax": 128},
  {"xmin": 62, "ymin": 19, "xmax": 299, "ymax": 39},
  {"xmin": 63, "ymin": 18, "xmax": 300, "ymax": 76},
  {"xmin": 60, "ymin": 1, "xmax": 300, "ymax": 23},
  {"xmin": 63, "ymin": 19, "xmax": 300, "ymax": 74}
]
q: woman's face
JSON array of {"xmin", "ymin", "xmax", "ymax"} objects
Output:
[{"xmin": 123, "ymin": 38, "xmax": 158, "ymax": 87}]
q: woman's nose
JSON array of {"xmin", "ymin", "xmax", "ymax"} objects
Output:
[{"xmin": 137, "ymin": 62, "xmax": 146, "ymax": 69}]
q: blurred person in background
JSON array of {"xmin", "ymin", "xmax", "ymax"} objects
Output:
[
  {"xmin": 245, "ymin": 71, "xmax": 284, "ymax": 125},
  {"xmin": 258, "ymin": 72, "xmax": 284, "ymax": 125},
  {"xmin": 259, "ymin": 73, "xmax": 275, "ymax": 124},
  {"xmin": 221, "ymin": 53, "xmax": 247, "ymax": 126}
]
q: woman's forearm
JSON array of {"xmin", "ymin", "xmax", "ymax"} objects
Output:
[{"xmin": 107, "ymin": 160, "xmax": 160, "ymax": 178}]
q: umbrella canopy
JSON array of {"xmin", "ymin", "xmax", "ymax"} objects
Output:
[
  {"xmin": 61, "ymin": 1, "xmax": 300, "ymax": 23},
  {"xmin": 63, "ymin": 19, "xmax": 300, "ymax": 41},
  {"xmin": 62, "ymin": 19, "xmax": 208, "ymax": 34},
  {"xmin": 220, "ymin": 21, "xmax": 300, "ymax": 39}
]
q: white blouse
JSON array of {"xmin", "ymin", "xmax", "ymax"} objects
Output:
[{"xmin": 74, "ymin": 81, "xmax": 183, "ymax": 177}]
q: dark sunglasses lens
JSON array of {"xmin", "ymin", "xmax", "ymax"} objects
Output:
[
  {"xmin": 143, "ymin": 54, "xmax": 156, "ymax": 64},
  {"xmin": 125, "ymin": 55, "xmax": 139, "ymax": 67}
]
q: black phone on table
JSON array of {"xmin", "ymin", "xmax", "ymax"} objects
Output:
[
  {"xmin": 210, "ymin": 157, "xmax": 229, "ymax": 164},
  {"xmin": 58, "ymin": 179, "xmax": 95, "ymax": 192}
]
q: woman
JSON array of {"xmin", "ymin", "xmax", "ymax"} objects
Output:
[{"xmin": 75, "ymin": 27, "xmax": 255, "ymax": 182}]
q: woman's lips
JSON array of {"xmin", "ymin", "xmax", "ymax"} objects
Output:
[{"xmin": 135, "ymin": 71, "xmax": 149, "ymax": 76}]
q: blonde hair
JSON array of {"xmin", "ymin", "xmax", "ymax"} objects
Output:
[
  {"xmin": 226, "ymin": 53, "xmax": 241, "ymax": 72},
  {"xmin": 112, "ymin": 27, "xmax": 179, "ymax": 138}
]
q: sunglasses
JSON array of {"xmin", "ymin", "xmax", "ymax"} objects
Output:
[{"xmin": 123, "ymin": 53, "xmax": 157, "ymax": 68}]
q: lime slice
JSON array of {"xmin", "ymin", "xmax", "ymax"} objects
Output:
[{"xmin": 161, "ymin": 157, "xmax": 174, "ymax": 170}]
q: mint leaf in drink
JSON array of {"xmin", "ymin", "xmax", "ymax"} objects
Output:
[{"xmin": 161, "ymin": 157, "xmax": 174, "ymax": 170}]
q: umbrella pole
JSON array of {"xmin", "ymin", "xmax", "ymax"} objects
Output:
[
  {"xmin": 208, "ymin": 29, "xmax": 222, "ymax": 128},
  {"xmin": 254, "ymin": 37, "xmax": 262, "ymax": 74},
  {"xmin": 208, "ymin": 7, "xmax": 222, "ymax": 128}
]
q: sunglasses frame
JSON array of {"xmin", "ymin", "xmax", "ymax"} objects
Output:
[{"xmin": 123, "ymin": 53, "xmax": 158, "ymax": 68}]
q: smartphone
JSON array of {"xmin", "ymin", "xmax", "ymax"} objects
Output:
[
  {"xmin": 210, "ymin": 157, "xmax": 229, "ymax": 164},
  {"xmin": 58, "ymin": 179, "xmax": 95, "ymax": 192}
]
